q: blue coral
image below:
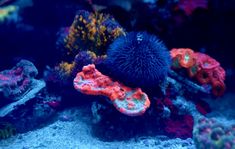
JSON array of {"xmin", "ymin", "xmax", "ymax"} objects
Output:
[{"xmin": 105, "ymin": 32, "xmax": 171, "ymax": 89}]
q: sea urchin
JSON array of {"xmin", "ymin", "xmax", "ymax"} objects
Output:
[{"xmin": 105, "ymin": 32, "xmax": 171, "ymax": 89}]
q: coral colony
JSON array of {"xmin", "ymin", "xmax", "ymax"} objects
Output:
[{"xmin": 0, "ymin": 4, "xmax": 234, "ymax": 148}]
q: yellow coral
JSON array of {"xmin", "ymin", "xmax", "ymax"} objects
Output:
[
  {"xmin": 64, "ymin": 11, "xmax": 125, "ymax": 57},
  {"xmin": 57, "ymin": 61, "xmax": 75, "ymax": 77}
]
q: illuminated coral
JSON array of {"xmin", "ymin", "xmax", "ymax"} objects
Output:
[
  {"xmin": 170, "ymin": 48, "xmax": 226, "ymax": 96},
  {"xmin": 73, "ymin": 64, "xmax": 150, "ymax": 116},
  {"xmin": 170, "ymin": 48, "xmax": 195, "ymax": 69},
  {"xmin": 0, "ymin": 60, "xmax": 45, "ymax": 117},
  {"xmin": 193, "ymin": 117, "xmax": 235, "ymax": 149},
  {"xmin": 0, "ymin": 5, "xmax": 18, "ymax": 23},
  {"xmin": 64, "ymin": 10, "xmax": 125, "ymax": 57}
]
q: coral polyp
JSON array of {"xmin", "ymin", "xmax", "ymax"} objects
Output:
[
  {"xmin": 170, "ymin": 48, "xmax": 226, "ymax": 96},
  {"xmin": 105, "ymin": 32, "xmax": 171, "ymax": 89}
]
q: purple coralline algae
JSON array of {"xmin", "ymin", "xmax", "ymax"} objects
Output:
[
  {"xmin": 0, "ymin": 60, "xmax": 45, "ymax": 117},
  {"xmin": 193, "ymin": 117, "xmax": 235, "ymax": 149}
]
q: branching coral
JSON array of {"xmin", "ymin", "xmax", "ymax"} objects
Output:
[
  {"xmin": 63, "ymin": 10, "xmax": 125, "ymax": 57},
  {"xmin": 170, "ymin": 48, "xmax": 226, "ymax": 96},
  {"xmin": 73, "ymin": 64, "xmax": 150, "ymax": 116},
  {"xmin": 53, "ymin": 10, "xmax": 124, "ymax": 84}
]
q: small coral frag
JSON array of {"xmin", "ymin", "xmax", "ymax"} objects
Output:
[{"xmin": 105, "ymin": 32, "xmax": 171, "ymax": 89}]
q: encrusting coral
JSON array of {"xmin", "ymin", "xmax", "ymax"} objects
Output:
[
  {"xmin": 0, "ymin": 60, "xmax": 46, "ymax": 117},
  {"xmin": 73, "ymin": 64, "xmax": 150, "ymax": 116},
  {"xmin": 193, "ymin": 117, "xmax": 235, "ymax": 149}
]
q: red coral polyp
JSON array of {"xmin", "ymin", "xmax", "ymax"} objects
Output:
[
  {"xmin": 211, "ymin": 80, "xmax": 226, "ymax": 97},
  {"xmin": 195, "ymin": 53, "xmax": 220, "ymax": 70},
  {"xmin": 170, "ymin": 48, "xmax": 226, "ymax": 96},
  {"xmin": 196, "ymin": 69, "xmax": 212, "ymax": 84},
  {"xmin": 171, "ymin": 48, "xmax": 195, "ymax": 68}
]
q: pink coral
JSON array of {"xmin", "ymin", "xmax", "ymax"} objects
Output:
[{"xmin": 73, "ymin": 64, "xmax": 150, "ymax": 116}]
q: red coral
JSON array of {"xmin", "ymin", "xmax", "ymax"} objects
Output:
[
  {"xmin": 170, "ymin": 48, "xmax": 226, "ymax": 96},
  {"xmin": 171, "ymin": 48, "xmax": 195, "ymax": 69},
  {"xmin": 73, "ymin": 64, "xmax": 150, "ymax": 116}
]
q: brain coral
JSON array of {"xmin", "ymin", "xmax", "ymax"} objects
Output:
[{"xmin": 105, "ymin": 32, "xmax": 171, "ymax": 89}]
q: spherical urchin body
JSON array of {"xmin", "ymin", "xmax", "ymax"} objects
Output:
[{"xmin": 105, "ymin": 32, "xmax": 171, "ymax": 89}]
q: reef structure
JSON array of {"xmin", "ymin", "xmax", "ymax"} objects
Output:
[
  {"xmin": 53, "ymin": 10, "xmax": 125, "ymax": 85},
  {"xmin": 63, "ymin": 10, "xmax": 125, "ymax": 58},
  {"xmin": 193, "ymin": 117, "xmax": 235, "ymax": 149},
  {"xmin": 73, "ymin": 64, "xmax": 150, "ymax": 116},
  {"xmin": 0, "ymin": 60, "xmax": 45, "ymax": 117}
]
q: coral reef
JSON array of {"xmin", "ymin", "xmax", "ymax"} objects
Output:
[
  {"xmin": 170, "ymin": 48, "xmax": 226, "ymax": 96},
  {"xmin": 53, "ymin": 10, "xmax": 124, "ymax": 85},
  {"xmin": 0, "ymin": 60, "xmax": 45, "ymax": 117},
  {"xmin": 0, "ymin": 59, "xmax": 38, "ymax": 101},
  {"xmin": 193, "ymin": 117, "xmax": 235, "ymax": 149},
  {"xmin": 73, "ymin": 64, "xmax": 150, "ymax": 116},
  {"xmin": 105, "ymin": 31, "xmax": 171, "ymax": 89},
  {"xmin": 63, "ymin": 10, "xmax": 125, "ymax": 57}
]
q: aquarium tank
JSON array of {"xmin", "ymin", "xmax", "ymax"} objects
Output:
[{"xmin": 0, "ymin": 0, "xmax": 235, "ymax": 148}]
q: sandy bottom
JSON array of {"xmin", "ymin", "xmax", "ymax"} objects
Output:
[
  {"xmin": 1, "ymin": 92, "xmax": 234, "ymax": 149},
  {"xmin": 0, "ymin": 107, "xmax": 195, "ymax": 149}
]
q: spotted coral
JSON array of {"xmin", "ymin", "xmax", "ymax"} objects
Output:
[
  {"xmin": 73, "ymin": 64, "xmax": 150, "ymax": 116},
  {"xmin": 64, "ymin": 10, "xmax": 125, "ymax": 57},
  {"xmin": 193, "ymin": 117, "xmax": 235, "ymax": 149}
]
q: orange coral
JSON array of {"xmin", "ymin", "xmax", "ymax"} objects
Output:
[
  {"xmin": 170, "ymin": 48, "xmax": 195, "ymax": 68},
  {"xmin": 170, "ymin": 48, "xmax": 226, "ymax": 96},
  {"xmin": 73, "ymin": 64, "xmax": 150, "ymax": 116}
]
